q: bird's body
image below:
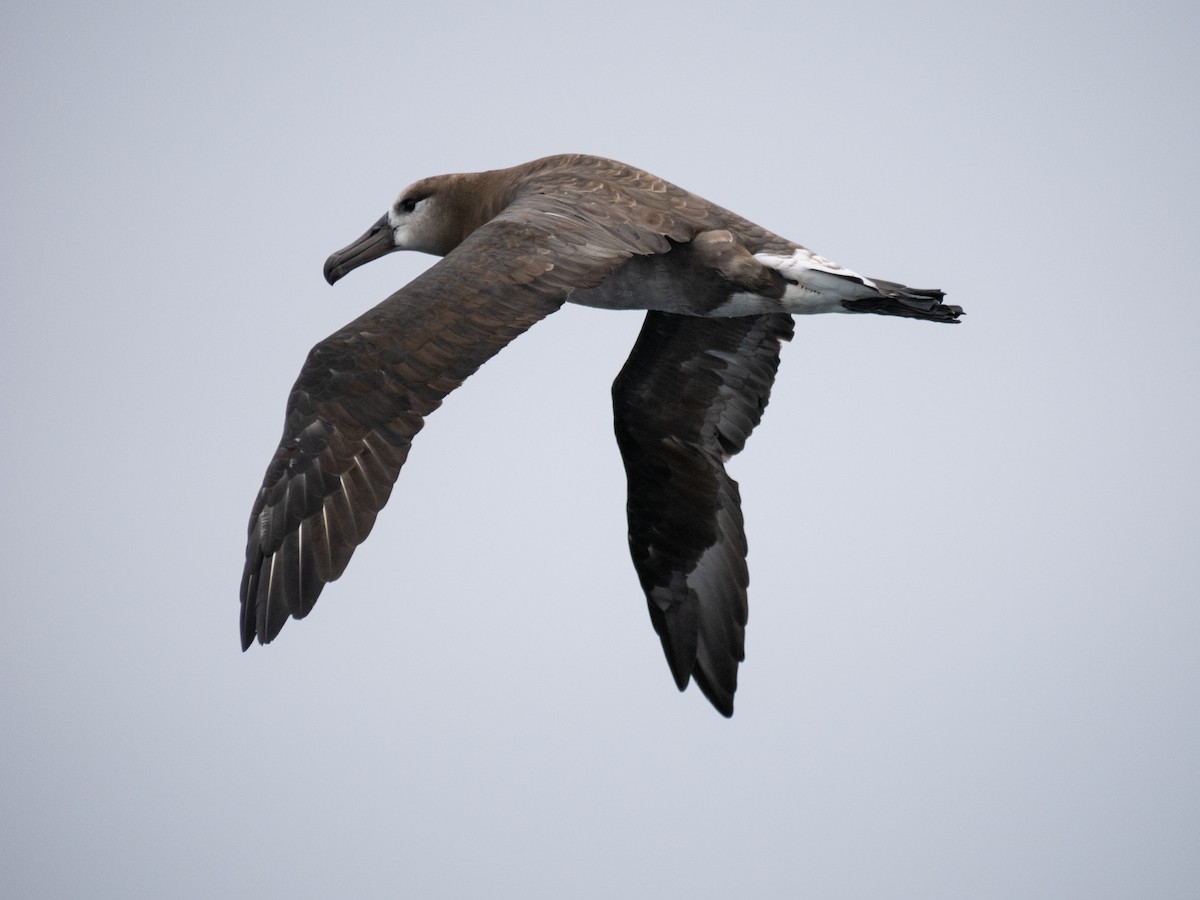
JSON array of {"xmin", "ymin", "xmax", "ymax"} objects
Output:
[{"xmin": 241, "ymin": 154, "xmax": 961, "ymax": 716}]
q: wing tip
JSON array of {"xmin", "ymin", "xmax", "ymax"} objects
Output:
[
  {"xmin": 654, "ymin": 607, "xmax": 739, "ymax": 717},
  {"xmin": 694, "ymin": 673, "xmax": 735, "ymax": 717}
]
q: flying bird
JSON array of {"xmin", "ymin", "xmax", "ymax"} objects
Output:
[{"xmin": 240, "ymin": 154, "xmax": 961, "ymax": 716}]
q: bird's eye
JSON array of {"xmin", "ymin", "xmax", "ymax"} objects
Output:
[{"xmin": 398, "ymin": 198, "xmax": 419, "ymax": 213}]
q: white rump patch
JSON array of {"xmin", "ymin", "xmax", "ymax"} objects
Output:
[{"xmin": 755, "ymin": 248, "xmax": 880, "ymax": 315}]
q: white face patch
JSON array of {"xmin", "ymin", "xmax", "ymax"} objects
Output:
[{"xmin": 387, "ymin": 197, "xmax": 431, "ymax": 251}]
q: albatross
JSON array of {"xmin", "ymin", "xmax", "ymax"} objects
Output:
[{"xmin": 240, "ymin": 153, "xmax": 961, "ymax": 716}]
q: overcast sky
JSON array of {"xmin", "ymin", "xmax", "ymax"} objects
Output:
[{"xmin": 3, "ymin": 1, "xmax": 1198, "ymax": 897}]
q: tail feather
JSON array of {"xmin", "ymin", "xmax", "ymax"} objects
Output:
[
  {"xmin": 753, "ymin": 250, "xmax": 962, "ymax": 323},
  {"xmin": 844, "ymin": 280, "xmax": 963, "ymax": 323}
]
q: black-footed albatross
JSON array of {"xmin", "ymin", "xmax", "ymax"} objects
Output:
[{"xmin": 240, "ymin": 153, "xmax": 962, "ymax": 716}]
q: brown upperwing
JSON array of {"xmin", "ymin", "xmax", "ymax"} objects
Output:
[{"xmin": 240, "ymin": 187, "xmax": 710, "ymax": 648}]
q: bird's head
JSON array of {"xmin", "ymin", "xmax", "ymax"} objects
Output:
[{"xmin": 323, "ymin": 173, "xmax": 491, "ymax": 284}]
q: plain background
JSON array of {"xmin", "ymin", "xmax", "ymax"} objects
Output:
[{"xmin": 3, "ymin": 1, "xmax": 1197, "ymax": 897}]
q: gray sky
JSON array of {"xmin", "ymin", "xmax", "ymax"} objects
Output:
[{"xmin": 3, "ymin": 1, "xmax": 1198, "ymax": 897}]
